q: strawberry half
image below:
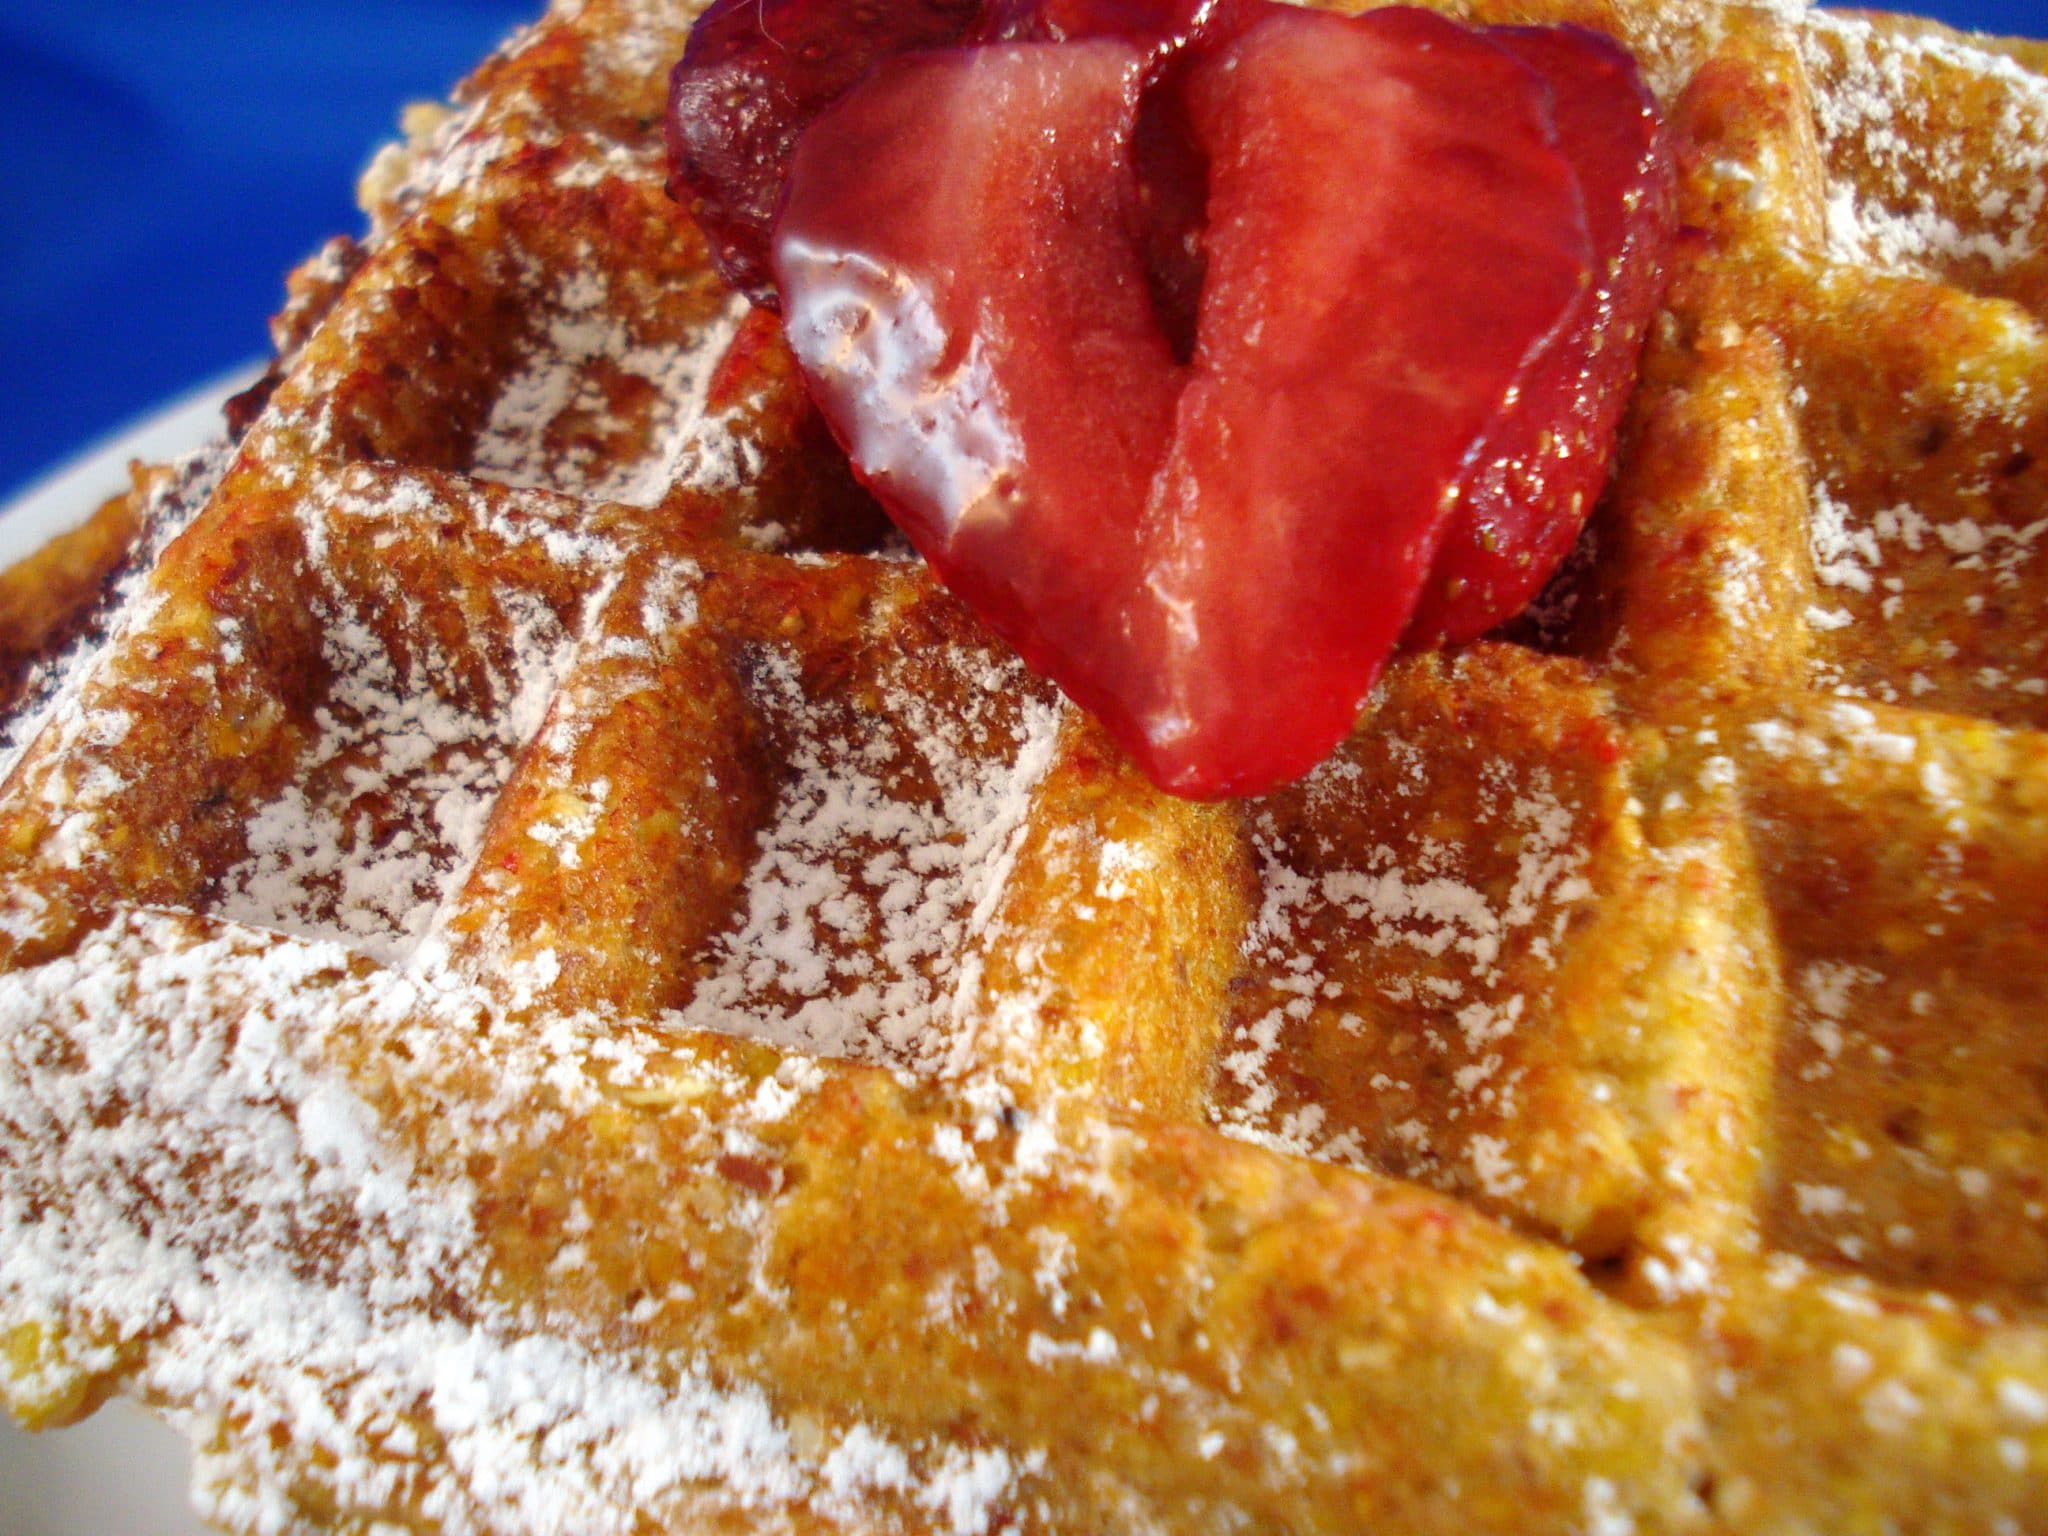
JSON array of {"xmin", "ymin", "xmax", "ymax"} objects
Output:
[
  {"xmin": 774, "ymin": 7, "xmax": 1594, "ymax": 796},
  {"xmin": 666, "ymin": 0, "xmax": 985, "ymax": 303},
  {"xmin": 667, "ymin": 0, "xmax": 1231, "ymax": 333},
  {"xmin": 974, "ymin": 0, "xmax": 1239, "ymax": 358},
  {"xmin": 774, "ymin": 41, "xmax": 1178, "ymax": 644},
  {"xmin": 1404, "ymin": 24, "xmax": 1676, "ymax": 647}
]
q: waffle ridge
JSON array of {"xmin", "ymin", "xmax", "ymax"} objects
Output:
[{"xmin": 3, "ymin": 0, "xmax": 2048, "ymax": 1531}]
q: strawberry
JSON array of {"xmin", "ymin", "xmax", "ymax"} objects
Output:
[
  {"xmin": 973, "ymin": 0, "xmax": 1229, "ymax": 49},
  {"xmin": 666, "ymin": 0, "xmax": 985, "ymax": 303},
  {"xmin": 773, "ymin": 7, "xmax": 1594, "ymax": 796},
  {"xmin": 668, "ymin": 0, "xmax": 1231, "ymax": 329},
  {"xmin": 1404, "ymin": 24, "xmax": 1676, "ymax": 647},
  {"xmin": 974, "ymin": 0, "xmax": 1239, "ymax": 357},
  {"xmin": 773, "ymin": 39, "xmax": 1179, "ymax": 664}
]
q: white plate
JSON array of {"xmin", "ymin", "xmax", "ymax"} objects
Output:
[
  {"xmin": 0, "ymin": 361, "xmax": 265, "ymax": 565},
  {"xmin": 0, "ymin": 361, "xmax": 262, "ymax": 1536}
]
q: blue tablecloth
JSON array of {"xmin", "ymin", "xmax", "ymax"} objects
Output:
[{"xmin": 1, "ymin": 0, "xmax": 2041, "ymax": 501}]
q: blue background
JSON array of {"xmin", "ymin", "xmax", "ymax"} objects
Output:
[
  {"xmin": 0, "ymin": 1, "xmax": 533, "ymax": 501},
  {"xmin": 0, "ymin": 0, "xmax": 2041, "ymax": 501}
]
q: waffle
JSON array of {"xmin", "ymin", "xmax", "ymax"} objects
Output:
[
  {"xmin": 3, "ymin": 0, "xmax": 2047, "ymax": 1530},
  {"xmin": 0, "ymin": 488, "xmax": 142, "ymax": 717}
]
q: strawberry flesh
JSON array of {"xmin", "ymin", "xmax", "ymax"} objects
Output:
[
  {"xmin": 1133, "ymin": 8, "xmax": 1595, "ymax": 791},
  {"xmin": 669, "ymin": 0, "xmax": 1230, "ymax": 334},
  {"xmin": 973, "ymin": 0, "xmax": 1231, "ymax": 50},
  {"xmin": 1405, "ymin": 24, "xmax": 1675, "ymax": 646},
  {"xmin": 774, "ymin": 7, "xmax": 1593, "ymax": 795},
  {"xmin": 666, "ymin": 0, "xmax": 985, "ymax": 303},
  {"xmin": 976, "ymin": 0, "xmax": 1231, "ymax": 361},
  {"xmin": 775, "ymin": 41, "xmax": 1179, "ymax": 652}
]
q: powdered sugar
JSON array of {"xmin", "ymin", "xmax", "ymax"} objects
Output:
[
  {"xmin": 213, "ymin": 474, "xmax": 616, "ymax": 964},
  {"xmin": 674, "ymin": 643, "xmax": 1063, "ymax": 1075},
  {"xmin": 473, "ymin": 273, "xmax": 749, "ymax": 507},
  {"xmin": 1803, "ymin": 473, "xmax": 2048, "ymax": 708},
  {"xmin": 0, "ymin": 913, "xmax": 1032, "ymax": 1534},
  {"xmin": 1811, "ymin": 483, "xmax": 2048, "ymax": 600},
  {"xmin": 1806, "ymin": 13, "xmax": 2048, "ymax": 279},
  {"xmin": 0, "ymin": 445, "xmax": 227, "ymax": 793},
  {"xmin": 214, "ymin": 602, "xmax": 562, "ymax": 963},
  {"xmin": 1216, "ymin": 749, "xmax": 1598, "ymax": 1186}
]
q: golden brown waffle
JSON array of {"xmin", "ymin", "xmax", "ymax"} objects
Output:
[
  {"xmin": 4, "ymin": 0, "xmax": 2048, "ymax": 1530},
  {"xmin": 0, "ymin": 489, "xmax": 138, "ymax": 717}
]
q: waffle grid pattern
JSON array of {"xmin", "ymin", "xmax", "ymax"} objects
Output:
[{"xmin": 3, "ymin": 0, "xmax": 2047, "ymax": 1531}]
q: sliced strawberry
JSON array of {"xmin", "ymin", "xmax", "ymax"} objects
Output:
[
  {"xmin": 775, "ymin": 7, "xmax": 1592, "ymax": 797},
  {"xmin": 1404, "ymin": 24, "xmax": 1676, "ymax": 647},
  {"xmin": 974, "ymin": 0, "xmax": 1239, "ymax": 357},
  {"xmin": 774, "ymin": 40, "xmax": 1181, "ymax": 648},
  {"xmin": 1142, "ymin": 8, "xmax": 1593, "ymax": 791},
  {"xmin": 665, "ymin": 0, "xmax": 984, "ymax": 303},
  {"xmin": 669, "ymin": 0, "xmax": 1233, "ymax": 331},
  {"xmin": 973, "ymin": 0, "xmax": 1224, "ymax": 48}
]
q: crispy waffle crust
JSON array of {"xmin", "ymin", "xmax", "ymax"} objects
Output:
[{"xmin": 4, "ymin": 0, "xmax": 2048, "ymax": 1530}]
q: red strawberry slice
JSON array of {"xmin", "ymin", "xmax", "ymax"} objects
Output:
[
  {"xmin": 1404, "ymin": 24, "xmax": 1675, "ymax": 646},
  {"xmin": 774, "ymin": 7, "xmax": 1593, "ymax": 796},
  {"xmin": 975, "ymin": 0, "xmax": 1240, "ymax": 357},
  {"xmin": 973, "ymin": 0, "xmax": 1230, "ymax": 49},
  {"xmin": 774, "ymin": 39, "xmax": 1180, "ymax": 643},
  {"xmin": 667, "ymin": 0, "xmax": 1233, "ymax": 335},
  {"xmin": 666, "ymin": 0, "xmax": 985, "ymax": 303}
]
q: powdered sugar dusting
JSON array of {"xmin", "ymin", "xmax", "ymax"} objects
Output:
[
  {"xmin": 0, "ymin": 445, "xmax": 228, "ymax": 793},
  {"xmin": 1805, "ymin": 13, "xmax": 2048, "ymax": 278},
  {"xmin": 1216, "ymin": 748, "xmax": 1598, "ymax": 1193},
  {"xmin": 0, "ymin": 912, "xmax": 1033, "ymax": 1534},
  {"xmin": 1804, "ymin": 473, "xmax": 2048, "ymax": 710},
  {"xmin": 1810, "ymin": 482, "xmax": 2048, "ymax": 604},
  {"xmin": 473, "ymin": 273, "xmax": 748, "ymax": 507},
  {"xmin": 676, "ymin": 643, "xmax": 1062, "ymax": 1075},
  {"xmin": 213, "ymin": 470, "xmax": 623, "ymax": 963},
  {"xmin": 213, "ymin": 595, "xmax": 569, "ymax": 963}
]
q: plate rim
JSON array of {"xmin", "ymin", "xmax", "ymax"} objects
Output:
[{"xmin": 0, "ymin": 360, "xmax": 266, "ymax": 569}]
